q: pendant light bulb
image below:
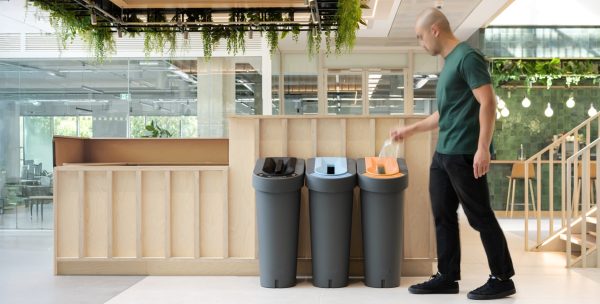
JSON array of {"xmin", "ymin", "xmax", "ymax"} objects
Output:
[
  {"xmin": 544, "ymin": 103, "xmax": 554, "ymax": 117},
  {"xmin": 521, "ymin": 97, "xmax": 531, "ymax": 108},
  {"xmin": 588, "ymin": 104, "xmax": 597, "ymax": 117},
  {"xmin": 566, "ymin": 96, "xmax": 575, "ymax": 108}
]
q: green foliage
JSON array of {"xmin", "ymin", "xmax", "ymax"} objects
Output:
[
  {"xmin": 32, "ymin": 1, "xmax": 365, "ymax": 61},
  {"xmin": 31, "ymin": 0, "xmax": 116, "ymax": 62},
  {"xmin": 335, "ymin": 0, "xmax": 363, "ymax": 54},
  {"xmin": 492, "ymin": 58, "xmax": 600, "ymax": 93},
  {"xmin": 143, "ymin": 120, "xmax": 173, "ymax": 138},
  {"xmin": 144, "ymin": 11, "xmax": 177, "ymax": 57}
]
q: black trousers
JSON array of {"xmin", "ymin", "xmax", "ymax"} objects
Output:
[{"xmin": 430, "ymin": 152, "xmax": 515, "ymax": 281}]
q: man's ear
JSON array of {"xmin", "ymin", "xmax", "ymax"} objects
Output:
[{"xmin": 431, "ymin": 24, "xmax": 440, "ymax": 38}]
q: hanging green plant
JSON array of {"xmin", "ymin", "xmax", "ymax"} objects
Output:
[
  {"xmin": 31, "ymin": 1, "xmax": 116, "ymax": 62},
  {"xmin": 335, "ymin": 0, "xmax": 364, "ymax": 54},
  {"xmin": 491, "ymin": 58, "xmax": 600, "ymax": 93},
  {"xmin": 144, "ymin": 10, "xmax": 177, "ymax": 57}
]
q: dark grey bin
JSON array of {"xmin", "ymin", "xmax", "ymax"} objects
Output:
[
  {"xmin": 305, "ymin": 157, "xmax": 357, "ymax": 288},
  {"xmin": 252, "ymin": 157, "xmax": 305, "ymax": 288},
  {"xmin": 357, "ymin": 158, "xmax": 409, "ymax": 288}
]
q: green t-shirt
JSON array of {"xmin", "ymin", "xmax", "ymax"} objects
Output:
[{"xmin": 436, "ymin": 42, "xmax": 491, "ymax": 155}]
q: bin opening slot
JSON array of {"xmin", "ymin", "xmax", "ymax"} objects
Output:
[
  {"xmin": 365, "ymin": 157, "xmax": 400, "ymax": 175},
  {"xmin": 314, "ymin": 157, "xmax": 348, "ymax": 176},
  {"xmin": 261, "ymin": 157, "xmax": 297, "ymax": 177}
]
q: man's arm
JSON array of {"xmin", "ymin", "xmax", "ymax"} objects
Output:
[
  {"xmin": 390, "ymin": 111, "xmax": 439, "ymax": 141},
  {"xmin": 472, "ymin": 84, "xmax": 496, "ymax": 179}
]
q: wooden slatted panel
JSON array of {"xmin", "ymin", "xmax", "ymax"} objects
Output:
[
  {"xmin": 199, "ymin": 170, "xmax": 228, "ymax": 257},
  {"xmin": 112, "ymin": 171, "xmax": 137, "ymax": 258},
  {"xmin": 56, "ymin": 171, "xmax": 80, "ymax": 258},
  {"xmin": 84, "ymin": 172, "xmax": 109, "ymax": 257},
  {"xmin": 141, "ymin": 171, "xmax": 167, "ymax": 257},
  {"xmin": 171, "ymin": 171, "xmax": 196, "ymax": 258}
]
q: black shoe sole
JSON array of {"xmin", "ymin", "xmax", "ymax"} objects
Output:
[
  {"xmin": 467, "ymin": 288, "xmax": 516, "ymax": 300},
  {"xmin": 409, "ymin": 287, "xmax": 459, "ymax": 294}
]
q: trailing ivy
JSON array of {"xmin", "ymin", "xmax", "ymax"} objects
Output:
[
  {"xmin": 143, "ymin": 10, "xmax": 177, "ymax": 57},
  {"xmin": 31, "ymin": 1, "xmax": 366, "ymax": 61},
  {"xmin": 31, "ymin": 0, "xmax": 116, "ymax": 62},
  {"xmin": 335, "ymin": 0, "xmax": 364, "ymax": 54},
  {"xmin": 491, "ymin": 58, "xmax": 600, "ymax": 93}
]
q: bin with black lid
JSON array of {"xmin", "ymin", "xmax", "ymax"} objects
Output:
[
  {"xmin": 357, "ymin": 157, "xmax": 408, "ymax": 288},
  {"xmin": 305, "ymin": 157, "xmax": 357, "ymax": 288},
  {"xmin": 252, "ymin": 157, "xmax": 305, "ymax": 288}
]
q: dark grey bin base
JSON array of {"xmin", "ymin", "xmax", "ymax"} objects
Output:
[
  {"xmin": 256, "ymin": 191, "xmax": 301, "ymax": 288},
  {"xmin": 309, "ymin": 190, "xmax": 354, "ymax": 288},
  {"xmin": 361, "ymin": 190, "xmax": 404, "ymax": 288}
]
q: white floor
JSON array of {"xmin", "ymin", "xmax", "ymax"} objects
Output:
[
  {"xmin": 105, "ymin": 215, "xmax": 600, "ymax": 304},
  {"xmin": 2, "ymin": 214, "xmax": 600, "ymax": 304}
]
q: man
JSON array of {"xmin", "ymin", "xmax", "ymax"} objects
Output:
[{"xmin": 391, "ymin": 8, "xmax": 516, "ymax": 300}]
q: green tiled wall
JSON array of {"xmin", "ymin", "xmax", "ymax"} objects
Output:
[{"xmin": 489, "ymin": 86, "xmax": 600, "ymax": 210}]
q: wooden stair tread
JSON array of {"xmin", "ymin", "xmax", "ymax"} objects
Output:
[{"xmin": 560, "ymin": 233, "xmax": 597, "ymax": 248}]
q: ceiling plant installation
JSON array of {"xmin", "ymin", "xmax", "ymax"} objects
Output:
[{"xmin": 30, "ymin": 0, "xmax": 369, "ymax": 61}]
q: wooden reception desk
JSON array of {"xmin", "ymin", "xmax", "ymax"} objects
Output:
[{"xmin": 53, "ymin": 116, "xmax": 436, "ymax": 276}]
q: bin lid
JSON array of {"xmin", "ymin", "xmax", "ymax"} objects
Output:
[
  {"xmin": 356, "ymin": 158, "xmax": 408, "ymax": 193},
  {"xmin": 252, "ymin": 157, "xmax": 305, "ymax": 193},
  {"xmin": 313, "ymin": 157, "xmax": 348, "ymax": 176},
  {"xmin": 305, "ymin": 158, "xmax": 357, "ymax": 192},
  {"xmin": 257, "ymin": 157, "xmax": 297, "ymax": 177},
  {"xmin": 364, "ymin": 157, "xmax": 401, "ymax": 176}
]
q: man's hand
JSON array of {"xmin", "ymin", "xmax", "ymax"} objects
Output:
[
  {"xmin": 473, "ymin": 148, "xmax": 490, "ymax": 179},
  {"xmin": 390, "ymin": 126, "xmax": 414, "ymax": 142}
]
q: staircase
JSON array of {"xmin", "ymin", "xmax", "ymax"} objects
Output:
[{"xmin": 523, "ymin": 113, "xmax": 600, "ymax": 268}]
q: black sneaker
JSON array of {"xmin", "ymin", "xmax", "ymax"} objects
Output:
[
  {"xmin": 467, "ymin": 275, "xmax": 516, "ymax": 300},
  {"xmin": 408, "ymin": 272, "xmax": 459, "ymax": 294}
]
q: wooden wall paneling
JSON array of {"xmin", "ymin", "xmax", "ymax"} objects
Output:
[
  {"xmin": 170, "ymin": 171, "xmax": 196, "ymax": 258},
  {"xmin": 78, "ymin": 171, "xmax": 84, "ymax": 258},
  {"xmin": 317, "ymin": 119, "xmax": 344, "ymax": 157},
  {"xmin": 83, "ymin": 171, "xmax": 109, "ymax": 258},
  {"xmin": 164, "ymin": 171, "xmax": 171, "ymax": 258},
  {"xmin": 287, "ymin": 119, "xmax": 313, "ymax": 159},
  {"xmin": 350, "ymin": 186, "xmax": 363, "ymax": 260},
  {"xmin": 259, "ymin": 119, "xmax": 285, "ymax": 157},
  {"xmin": 56, "ymin": 170, "xmax": 80, "ymax": 258},
  {"xmin": 194, "ymin": 171, "xmax": 201, "ymax": 258},
  {"xmin": 228, "ymin": 118, "xmax": 259, "ymax": 258},
  {"xmin": 199, "ymin": 170, "xmax": 227, "ymax": 257},
  {"xmin": 311, "ymin": 119, "xmax": 318, "ymax": 157},
  {"xmin": 106, "ymin": 171, "xmax": 113, "ymax": 258},
  {"xmin": 112, "ymin": 171, "xmax": 137, "ymax": 258},
  {"xmin": 141, "ymin": 171, "xmax": 166, "ymax": 258},
  {"xmin": 297, "ymin": 186, "xmax": 311, "ymax": 260},
  {"xmin": 222, "ymin": 169, "xmax": 229, "ymax": 258},
  {"xmin": 345, "ymin": 119, "xmax": 373, "ymax": 159},
  {"xmin": 403, "ymin": 124, "xmax": 434, "ymax": 260},
  {"xmin": 281, "ymin": 119, "xmax": 288, "ymax": 156}
]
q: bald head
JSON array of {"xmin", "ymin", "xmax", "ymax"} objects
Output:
[{"xmin": 415, "ymin": 8, "xmax": 451, "ymax": 33}]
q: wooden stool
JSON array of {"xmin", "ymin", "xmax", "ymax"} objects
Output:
[
  {"xmin": 573, "ymin": 161, "xmax": 597, "ymax": 216},
  {"xmin": 505, "ymin": 162, "xmax": 536, "ymax": 217}
]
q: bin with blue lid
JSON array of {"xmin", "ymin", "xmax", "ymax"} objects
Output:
[
  {"xmin": 252, "ymin": 157, "xmax": 305, "ymax": 288},
  {"xmin": 305, "ymin": 157, "xmax": 357, "ymax": 288},
  {"xmin": 357, "ymin": 157, "xmax": 409, "ymax": 288}
]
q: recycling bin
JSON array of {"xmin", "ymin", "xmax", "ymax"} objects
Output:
[
  {"xmin": 252, "ymin": 157, "xmax": 305, "ymax": 288},
  {"xmin": 357, "ymin": 157, "xmax": 409, "ymax": 288},
  {"xmin": 305, "ymin": 157, "xmax": 357, "ymax": 288}
]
